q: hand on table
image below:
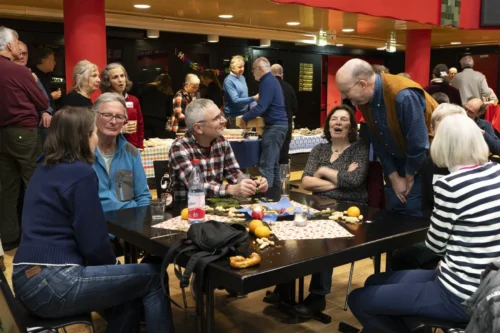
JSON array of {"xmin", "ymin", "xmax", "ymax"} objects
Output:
[
  {"xmin": 256, "ymin": 177, "xmax": 268, "ymax": 193},
  {"xmin": 228, "ymin": 178, "xmax": 257, "ymax": 197}
]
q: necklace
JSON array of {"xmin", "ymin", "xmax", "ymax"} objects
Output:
[{"xmin": 332, "ymin": 143, "xmax": 350, "ymax": 153}]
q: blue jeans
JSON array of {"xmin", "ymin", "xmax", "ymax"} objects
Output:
[
  {"xmin": 13, "ymin": 264, "xmax": 175, "ymax": 333},
  {"xmin": 260, "ymin": 124, "xmax": 288, "ymax": 190},
  {"xmin": 309, "ymin": 267, "xmax": 334, "ymax": 296},
  {"xmin": 348, "ymin": 270, "xmax": 469, "ymax": 333},
  {"xmin": 384, "ymin": 172, "xmax": 422, "ymax": 217}
]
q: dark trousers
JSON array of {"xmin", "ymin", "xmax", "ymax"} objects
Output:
[
  {"xmin": 144, "ymin": 116, "xmax": 176, "ymax": 139},
  {"xmin": 349, "ymin": 270, "xmax": 469, "ymax": 333},
  {"xmin": 391, "ymin": 241, "xmax": 443, "ymax": 270},
  {"xmin": 279, "ymin": 123, "xmax": 292, "ymax": 165},
  {"xmin": 0, "ymin": 127, "xmax": 40, "ymax": 243}
]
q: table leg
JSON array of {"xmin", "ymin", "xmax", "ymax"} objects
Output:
[
  {"xmin": 124, "ymin": 242, "xmax": 131, "ymax": 264},
  {"xmin": 373, "ymin": 254, "xmax": 381, "ymax": 274},
  {"xmin": 385, "ymin": 250, "xmax": 393, "ymax": 272},
  {"xmin": 196, "ymin": 279, "xmax": 204, "ymax": 333},
  {"xmin": 206, "ymin": 277, "xmax": 215, "ymax": 333},
  {"xmin": 130, "ymin": 245, "xmax": 138, "ymax": 263},
  {"xmin": 298, "ymin": 277, "xmax": 304, "ymax": 303}
]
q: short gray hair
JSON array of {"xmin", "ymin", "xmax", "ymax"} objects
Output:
[
  {"xmin": 0, "ymin": 26, "xmax": 18, "ymax": 51},
  {"xmin": 460, "ymin": 56, "xmax": 474, "ymax": 69},
  {"xmin": 185, "ymin": 99, "xmax": 216, "ymax": 131},
  {"xmin": 92, "ymin": 92, "xmax": 128, "ymax": 118},
  {"xmin": 431, "ymin": 114, "xmax": 488, "ymax": 168},
  {"xmin": 185, "ymin": 73, "xmax": 200, "ymax": 85},
  {"xmin": 73, "ymin": 60, "xmax": 99, "ymax": 93},
  {"xmin": 353, "ymin": 61, "xmax": 375, "ymax": 80},
  {"xmin": 431, "ymin": 103, "xmax": 466, "ymax": 128},
  {"xmin": 254, "ymin": 57, "xmax": 271, "ymax": 70}
]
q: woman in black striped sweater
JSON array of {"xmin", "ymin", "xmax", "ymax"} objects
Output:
[{"xmin": 348, "ymin": 114, "xmax": 500, "ymax": 332}]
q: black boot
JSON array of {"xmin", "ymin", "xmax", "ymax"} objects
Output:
[{"xmin": 291, "ymin": 293, "xmax": 326, "ymax": 318}]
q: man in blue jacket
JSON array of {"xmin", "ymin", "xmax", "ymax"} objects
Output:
[
  {"xmin": 241, "ymin": 57, "xmax": 288, "ymax": 191},
  {"xmin": 92, "ymin": 93, "xmax": 151, "ymax": 212}
]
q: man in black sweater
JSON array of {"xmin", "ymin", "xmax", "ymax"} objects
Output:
[
  {"xmin": 32, "ymin": 47, "xmax": 59, "ymax": 111},
  {"xmin": 270, "ymin": 64, "xmax": 298, "ymax": 165}
]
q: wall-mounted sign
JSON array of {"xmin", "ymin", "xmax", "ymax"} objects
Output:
[{"xmin": 299, "ymin": 63, "xmax": 313, "ymax": 92}]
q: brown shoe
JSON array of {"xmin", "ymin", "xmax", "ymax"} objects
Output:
[{"xmin": 0, "ymin": 256, "xmax": 5, "ymax": 272}]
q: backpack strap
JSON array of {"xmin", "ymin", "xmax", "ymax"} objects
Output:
[
  {"xmin": 160, "ymin": 238, "xmax": 189, "ymax": 309},
  {"xmin": 188, "ymin": 247, "xmax": 231, "ymax": 298}
]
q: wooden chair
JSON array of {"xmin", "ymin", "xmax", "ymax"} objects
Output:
[
  {"xmin": 343, "ymin": 161, "xmax": 385, "ymax": 310},
  {"xmin": 0, "ymin": 270, "xmax": 94, "ymax": 333}
]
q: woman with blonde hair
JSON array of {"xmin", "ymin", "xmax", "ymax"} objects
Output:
[
  {"xmin": 100, "ymin": 63, "xmax": 144, "ymax": 149},
  {"xmin": 350, "ymin": 114, "xmax": 500, "ymax": 332},
  {"xmin": 61, "ymin": 60, "xmax": 100, "ymax": 108}
]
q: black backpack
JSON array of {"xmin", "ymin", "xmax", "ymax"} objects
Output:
[{"xmin": 161, "ymin": 221, "xmax": 249, "ymax": 306}]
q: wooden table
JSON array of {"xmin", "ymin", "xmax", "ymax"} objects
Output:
[{"xmin": 105, "ymin": 192, "xmax": 430, "ymax": 333}]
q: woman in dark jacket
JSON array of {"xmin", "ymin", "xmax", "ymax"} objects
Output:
[
  {"xmin": 200, "ymin": 70, "xmax": 223, "ymax": 109},
  {"xmin": 140, "ymin": 74, "xmax": 175, "ymax": 139},
  {"xmin": 424, "ymin": 63, "xmax": 462, "ymax": 105}
]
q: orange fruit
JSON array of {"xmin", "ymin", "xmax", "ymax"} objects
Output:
[
  {"xmin": 254, "ymin": 226, "xmax": 271, "ymax": 238},
  {"xmin": 181, "ymin": 208, "xmax": 189, "ymax": 220},
  {"xmin": 347, "ymin": 206, "xmax": 361, "ymax": 218},
  {"xmin": 248, "ymin": 220, "xmax": 264, "ymax": 233}
]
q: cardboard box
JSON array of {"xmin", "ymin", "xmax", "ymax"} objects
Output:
[{"xmin": 235, "ymin": 116, "xmax": 265, "ymax": 129}]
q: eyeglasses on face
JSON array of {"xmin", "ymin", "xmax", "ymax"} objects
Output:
[
  {"xmin": 98, "ymin": 112, "xmax": 127, "ymax": 122},
  {"xmin": 341, "ymin": 80, "xmax": 361, "ymax": 99},
  {"xmin": 197, "ymin": 112, "xmax": 226, "ymax": 124}
]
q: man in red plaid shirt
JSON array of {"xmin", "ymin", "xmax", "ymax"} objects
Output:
[
  {"xmin": 169, "ymin": 99, "xmax": 268, "ymax": 199},
  {"xmin": 169, "ymin": 73, "xmax": 199, "ymax": 134}
]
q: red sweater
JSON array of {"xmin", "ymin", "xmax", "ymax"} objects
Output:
[
  {"xmin": 124, "ymin": 94, "xmax": 144, "ymax": 149},
  {"xmin": 0, "ymin": 56, "xmax": 48, "ymax": 129}
]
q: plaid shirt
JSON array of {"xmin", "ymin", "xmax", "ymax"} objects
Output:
[
  {"xmin": 169, "ymin": 132, "xmax": 242, "ymax": 199},
  {"xmin": 169, "ymin": 89, "xmax": 194, "ymax": 133}
]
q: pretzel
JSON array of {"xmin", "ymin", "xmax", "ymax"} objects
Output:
[{"xmin": 229, "ymin": 252, "xmax": 262, "ymax": 269}]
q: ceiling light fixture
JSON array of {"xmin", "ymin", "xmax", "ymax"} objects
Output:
[
  {"xmin": 147, "ymin": 29, "xmax": 160, "ymax": 38},
  {"xmin": 450, "ymin": 41, "xmax": 461, "ymax": 45},
  {"xmin": 336, "ymin": 44, "xmax": 344, "ymax": 47},
  {"xmin": 342, "ymin": 12, "xmax": 357, "ymax": 33},
  {"xmin": 377, "ymin": 46, "xmax": 386, "ymax": 50},
  {"xmin": 134, "ymin": 4, "xmax": 151, "ymax": 9},
  {"xmin": 207, "ymin": 35, "xmax": 219, "ymax": 43},
  {"xmin": 260, "ymin": 39, "xmax": 271, "ymax": 47},
  {"xmin": 287, "ymin": 22, "xmax": 300, "ymax": 26},
  {"xmin": 218, "ymin": 14, "xmax": 233, "ymax": 19},
  {"xmin": 342, "ymin": 28, "xmax": 355, "ymax": 33}
]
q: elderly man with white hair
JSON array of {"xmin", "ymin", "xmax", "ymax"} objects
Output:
[
  {"xmin": 170, "ymin": 73, "xmax": 200, "ymax": 134},
  {"xmin": 241, "ymin": 57, "xmax": 288, "ymax": 191},
  {"xmin": 223, "ymin": 55, "xmax": 259, "ymax": 128},
  {"xmin": 0, "ymin": 26, "xmax": 48, "ymax": 251},
  {"xmin": 92, "ymin": 93, "xmax": 151, "ymax": 212},
  {"xmin": 169, "ymin": 98, "xmax": 268, "ymax": 199},
  {"xmin": 451, "ymin": 56, "xmax": 492, "ymax": 105}
]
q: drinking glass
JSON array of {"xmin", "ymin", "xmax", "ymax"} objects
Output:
[
  {"xmin": 149, "ymin": 199, "xmax": 165, "ymax": 220},
  {"xmin": 280, "ymin": 164, "xmax": 290, "ymax": 198}
]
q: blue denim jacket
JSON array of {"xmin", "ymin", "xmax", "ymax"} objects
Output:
[{"xmin": 367, "ymin": 75, "xmax": 429, "ymax": 177}]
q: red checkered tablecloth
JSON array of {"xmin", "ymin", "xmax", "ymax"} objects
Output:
[{"xmin": 141, "ymin": 146, "xmax": 171, "ymax": 178}]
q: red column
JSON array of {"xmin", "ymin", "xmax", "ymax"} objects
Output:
[
  {"xmin": 405, "ymin": 30, "xmax": 431, "ymax": 87},
  {"xmin": 63, "ymin": 0, "xmax": 106, "ymax": 101}
]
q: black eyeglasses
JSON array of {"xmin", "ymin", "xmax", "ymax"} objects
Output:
[
  {"xmin": 98, "ymin": 112, "xmax": 127, "ymax": 122},
  {"xmin": 341, "ymin": 80, "xmax": 361, "ymax": 98},
  {"xmin": 197, "ymin": 112, "xmax": 225, "ymax": 124}
]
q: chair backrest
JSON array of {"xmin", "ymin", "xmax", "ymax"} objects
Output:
[
  {"xmin": 0, "ymin": 270, "xmax": 26, "ymax": 332},
  {"xmin": 366, "ymin": 161, "xmax": 385, "ymax": 209},
  {"xmin": 153, "ymin": 160, "xmax": 170, "ymax": 199}
]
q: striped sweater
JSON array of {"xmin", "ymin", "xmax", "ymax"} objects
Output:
[{"xmin": 426, "ymin": 162, "xmax": 500, "ymax": 300}]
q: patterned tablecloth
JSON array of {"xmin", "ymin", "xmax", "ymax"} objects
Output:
[{"xmin": 141, "ymin": 134, "xmax": 327, "ymax": 178}]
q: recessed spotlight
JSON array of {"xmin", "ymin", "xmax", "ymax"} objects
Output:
[
  {"xmin": 377, "ymin": 46, "xmax": 386, "ymax": 50},
  {"xmin": 134, "ymin": 4, "xmax": 151, "ymax": 9},
  {"xmin": 218, "ymin": 14, "xmax": 233, "ymax": 19},
  {"xmin": 287, "ymin": 22, "xmax": 300, "ymax": 26},
  {"xmin": 342, "ymin": 28, "xmax": 355, "ymax": 33},
  {"xmin": 450, "ymin": 41, "xmax": 461, "ymax": 45},
  {"xmin": 336, "ymin": 44, "xmax": 344, "ymax": 47}
]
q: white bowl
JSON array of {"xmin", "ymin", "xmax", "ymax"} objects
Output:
[{"xmin": 247, "ymin": 136, "xmax": 259, "ymax": 141}]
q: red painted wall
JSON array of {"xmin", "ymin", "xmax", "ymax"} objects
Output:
[
  {"xmin": 273, "ymin": 0, "xmax": 441, "ymax": 26},
  {"xmin": 460, "ymin": 0, "xmax": 481, "ymax": 29}
]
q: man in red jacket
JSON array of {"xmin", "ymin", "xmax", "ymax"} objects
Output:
[{"xmin": 0, "ymin": 26, "xmax": 48, "ymax": 250}]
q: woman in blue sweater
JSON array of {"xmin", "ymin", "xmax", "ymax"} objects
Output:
[{"xmin": 12, "ymin": 107, "xmax": 175, "ymax": 333}]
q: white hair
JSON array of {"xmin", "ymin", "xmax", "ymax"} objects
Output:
[
  {"xmin": 431, "ymin": 114, "xmax": 489, "ymax": 168},
  {"xmin": 185, "ymin": 99, "xmax": 216, "ymax": 131},
  {"xmin": 254, "ymin": 57, "xmax": 271, "ymax": 70},
  {"xmin": 431, "ymin": 103, "xmax": 467, "ymax": 128},
  {"xmin": 73, "ymin": 60, "xmax": 99, "ymax": 93},
  {"xmin": 460, "ymin": 56, "xmax": 474, "ymax": 69},
  {"xmin": 92, "ymin": 92, "xmax": 128, "ymax": 118},
  {"xmin": 0, "ymin": 26, "xmax": 18, "ymax": 51},
  {"xmin": 229, "ymin": 55, "xmax": 245, "ymax": 71},
  {"xmin": 185, "ymin": 73, "xmax": 200, "ymax": 85}
]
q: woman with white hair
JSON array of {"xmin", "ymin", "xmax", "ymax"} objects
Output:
[
  {"xmin": 223, "ymin": 55, "xmax": 259, "ymax": 128},
  {"xmin": 391, "ymin": 103, "xmax": 467, "ymax": 271},
  {"xmin": 169, "ymin": 73, "xmax": 200, "ymax": 135},
  {"xmin": 349, "ymin": 114, "xmax": 500, "ymax": 333},
  {"xmin": 61, "ymin": 60, "xmax": 101, "ymax": 108},
  {"xmin": 100, "ymin": 63, "xmax": 144, "ymax": 149}
]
